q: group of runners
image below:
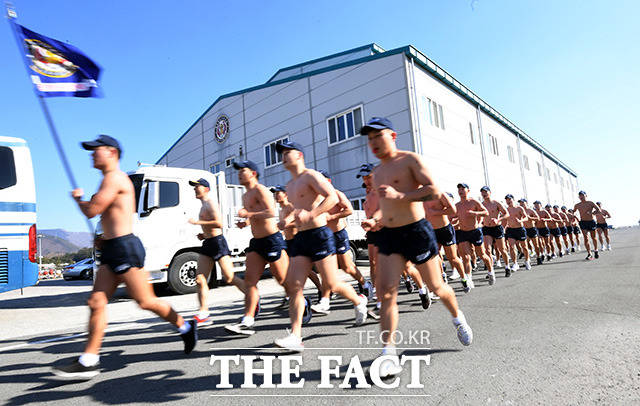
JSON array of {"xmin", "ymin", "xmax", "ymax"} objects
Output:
[{"xmin": 52, "ymin": 118, "xmax": 613, "ymax": 380}]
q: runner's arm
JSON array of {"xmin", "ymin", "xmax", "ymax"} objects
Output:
[{"xmin": 73, "ymin": 172, "xmax": 120, "ymax": 219}]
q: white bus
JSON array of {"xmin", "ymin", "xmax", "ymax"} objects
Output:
[{"xmin": 0, "ymin": 136, "xmax": 38, "ymax": 293}]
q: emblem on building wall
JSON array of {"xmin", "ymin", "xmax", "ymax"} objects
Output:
[{"xmin": 214, "ymin": 115, "xmax": 230, "ymax": 143}]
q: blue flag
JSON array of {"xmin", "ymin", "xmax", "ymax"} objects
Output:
[{"xmin": 13, "ymin": 23, "xmax": 102, "ymax": 98}]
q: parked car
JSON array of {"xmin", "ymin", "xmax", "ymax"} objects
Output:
[{"xmin": 62, "ymin": 258, "xmax": 94, "ymax": 280}]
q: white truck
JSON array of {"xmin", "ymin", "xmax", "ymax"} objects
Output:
[{"xmin": 96, "ymin": 165, "xmax": 369, "ymax": 295}]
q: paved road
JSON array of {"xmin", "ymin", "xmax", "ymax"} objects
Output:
[{"xmin": 1, "ymin": 228, "xmax": 638, "ymax": 405}]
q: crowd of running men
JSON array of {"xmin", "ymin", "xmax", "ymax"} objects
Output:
[{"xmin": 52, "ymin": 119, "xmax": 613, "ymax": 380}]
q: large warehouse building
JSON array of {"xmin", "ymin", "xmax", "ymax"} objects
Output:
[{"xmin": 156, "ymin": 43, "xmax": 578, "ymax": 209}]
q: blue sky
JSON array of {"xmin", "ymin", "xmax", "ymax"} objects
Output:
[{"xmin": 2, "ymin": 0, "xmax": 638, "ymax": 231}]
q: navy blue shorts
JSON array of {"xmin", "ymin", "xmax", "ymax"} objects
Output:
[
  {"xmin": 201, "ymin": 235, "xmax": 231, "ymax": 261},
  {"xmin": 366, "ymin": 230, "xmax": 380, "ymax": 247},
  {"xmin": 285, "ymin": 239, "xmax": 294, "ymax": 256},
  {"xmin": 482, "ymin": 225, "xmax": 505, "ymax": 240},
  {"xmin": 537, "ymin": 227, "xmax": 550, "ymax": 237},
  {"xmin": 457, "ymin": 228, "xmax": 484, "ymax": 246},
  {"xmin": 560, "ymin": 226, "xmax": 568, "ymax": 236},
  {"xmin": 289, "ymin": 226, "xmax": 336, "ymax": 262},
  {"xmin": 506, "ymin": 227, "xmax": 527, "ymax": 241},
  {"xmin": 378, "ymin": 219, "xmax": 438, "ymax": 264},
  {"xmin": 573, "ymin": 226, "xmax": 581, "ymax": 234},
  {"xmin": 333, "ymin": 229, "xmax": 350, "ymax": 254},
  {"xmin": 434, "ymin": 223, "xmax": 456, "ymax": 246},
  {"xmin": 550, "ymin": 228, "xmax": 561, "ymax": 237},
  {"xmin": 101, "ymin": 234, "xmax": 145, "ymax": 274},
  {"xmin": 579, "ymin": 220, "xmax": 597, "ymax": 231},
  {"xmin": 596, "ymin": 222, "xmax": 608, "ymax": 230},
  {"xmin": 246, "ymin": 232, "xmax": 286, "ymax": 262},
  {"xmin": 526, "ymin": 227, "xmax": 539, "ymax": 238}
]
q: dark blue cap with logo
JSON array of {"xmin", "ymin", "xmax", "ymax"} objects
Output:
[
  {"xmin": 578, "ymin": 190, "xmax": 586, "ymax": 195},
  {"xmin": 81, "ymin": 134, "xmax": 123, "ymax": 157},
  {"xmin": 519, "ymin": 198, "xmax": 528, "ymax": 203},
  {"xmin": 275, "ymin": 140, "xmax": 304, "ymax": 154},
  {"xmin": 270, "ymin": 185, "xmax": 286, "ymax": 193},
  {"xmin": 533, "ymin": 200, "xmax": 542, "ymax": 204},
  {"xmin": 189, "ymin": 178, "xmax": 210, "ymax": 188},
  {"xmin": 505, "ymin": 194, "xmax": 514, "ymax": 200},
  {"xmin": 480, "ymin": 186, "xmax": 491, "ymax": 192},
  {"xmin": 553, "ymin": 205, "xmax": 559, "ymax": 208},
  {"xmin": 561, "ymin": 205, "xmax": 567, "ymax": 210},
  {"xmin": 457, "ymin": 183, "xmax": 469, "ymax": 189},
  {"xmin": 360, "ymin": 117, "xmax": 394, "ymax": 135},
  {"xmin": 356, "ymin": 163, "xmax": 374, "ymax": 178},
  {"xmin": 232, "ymin": 160, "xmax": 260, "ymax": 176}
]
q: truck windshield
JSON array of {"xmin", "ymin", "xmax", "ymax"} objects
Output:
[
  {"xmin": 129, "ymin": 174, "xmax": 144, "ymax": 211},
  {"xmin": 0, "ymin": 147, "xmax": 17, "ymax": 190}
]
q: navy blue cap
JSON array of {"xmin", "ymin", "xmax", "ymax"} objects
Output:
[
  {"xmin": 233, "ymin": 160, "xmax": 260, "ymax": 176},
  {"xmin": 596, "ymin": 202, "xmax": 601, "ymax": 205},
  {"xmin": 275, "ymin": 140, "xmax": 304, "ymax": 154},
  {"xmin": 533, "ymin": 200, "xmax": 542, "ymax": 205},
  {"xmin": 81, "ymin": 134, "xmax": 122, "ymax": 157},
  {"xmin": 561, "ymin": 205, "xmax": 567, "ymax": 210},
  {"xmin": 189, "ymin": 178, "xmax": 210, "ymax": 188},
  {"xmin": 553, "ymin": 205, "xmax": 559, "ymax": 208},
  {"xmin": 578, "ymin": 190, "xmax": 586, "ymax": 195},
  {"xmin": 519, "ymin": 198, "xmax": 527, "ymax": 203},
  {"xmin": 356, "ymin": 163, "xmax": 374, "ymax": 178},
  {"xmin": 457, "ymin": 183, "xmax": 469, "ymax": 189},
  {"xmin": 505, "ymin": 194, "xmax": 514, "ymax": 200},
  {"xmin": 270, "ymin": 185, "xmax": 286, "ymax": 193},
  {"xmin": 545, "ymin": 204, "xmax": 552, "ymax": 208},
  {"xmin": 480, "ymin": 186, "xmax": 491, "ymax": 192},
  {"xmin": 360, "ymin": 117, "xmax": 394, "ymax": 135},
  {"xmin": 319, "ymin": 169, "xmax": 330, "ymax": 179}
]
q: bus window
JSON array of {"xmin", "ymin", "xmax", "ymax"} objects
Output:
[{"xmin": 0, "ymin": 147, "xmax": 17, "ymax": 190}]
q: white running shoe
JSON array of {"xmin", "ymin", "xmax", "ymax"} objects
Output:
[
  {"xmin": 487, "ymin": 272, "xmax": 495, "ymax": 285},
  {"xmin": 512, "ymin": 262, "xmax": 519, "ymax": 272},
  {"xmin": 449, "ymin": 269, "xmax": 460, "ymax": 280},
  {"xmin": 428, "ymin": 291, "xmax": 440, "ymax": 300},
  {"xmin": 467, "ymin": 277, "xmax": 475, "ymax": 289},
  {"xmin": 376, "ymin": 355, "xmax": 403, "ymax": 378},
  {"xmin": 224, "ymin": 320, "xmax": 256, "ymax": 336},
  {"xmin": 453, "ymin": 317, "xmax": 473, "ymax": 346},
  {"xmin": 495, "ymin": 259, "xmax": 503, "ymax": 268},
  {"xmin": 525, "ymin": 260, "xmax": 531, "ymax": 270},
  {"xmin": 607, "ymin": 244, "xmax": 611, "ymax": 251},
  {"xmin": 274, "ymin": 331, "xmax": 304, "ymax": 352},
  {"xmin": 354, "ymin": 294, "xmax": 368, "ymax": 325},
  {"xmin": 311, "ymin": 301, "xmax": 331, "ymax": 315}
]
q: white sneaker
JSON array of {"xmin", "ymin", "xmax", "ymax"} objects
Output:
[
  {"xmin": 467, "ymin": 277, "xmax": 475, "ymax": 289},
  {"xmin": 311, "ymin": 301, "xmax": 330, "ymax": 315},
  {"xmin": 495, "ymin": 259, "xmax": 503, "ymax": 268},
  {"xmin": 354, "ymin": 294, "xmax": 368, "ymax": 325},
  {"xmin": 607, "ymin": 244, "xmax": 611, "ymax": 251},
  {"xmin": 376, "ymin": 355, "xmax": 403, "ymax": 378},
  {"xmin": 428, "ymin": 291, "xmax": 440, "ymax": 300},
  {"xmin": 512, "ymin": 262, "xmax": 519, "ymax": 272},
  {"xmin": 224, "ymin": 320, "xmax": 256, "ymax": 336},
  {"xmin": 449, "ymin": 269, "xmax": 460, "ymax": 280},
  {"xmin": 525, "ymin": 260, "xmax": 531, "ymax": 270},
  {"xmin": 487, "ymin": 272, "xmax": 496, "ymax": 286},
  {"xmin": 274, "ymin": 331, "xmax": 304, "ymax": 352}
]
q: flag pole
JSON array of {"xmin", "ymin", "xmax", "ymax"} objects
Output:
[{"xmin": 5, "ymin": 2, "xmax": 94, "ymax": 234}]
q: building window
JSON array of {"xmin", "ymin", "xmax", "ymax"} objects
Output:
[
  {"xmin": 225, "ymin": 156, "xmax": 235, "ymax": 168},
  {"xmin": 537, "ymin": 162, "xmax": 542, "ymax": 176},
  {"xmin": 553, "ymin": 173, "xmax": 557, "ymax": 183},
  {"xmin": 350, "ymin": 197, "xmax": 366, "ymax": 211},
  {"xmin": 421, "ymin": 96, "xmax": 445, "ymax": 130},
  {"xmin": 468, "ymin": 122, "xmax": 475, "ymax": 144},
  {"xmin": 264, "ymin": 136, "xmax": 289, "ymax": 168},
  {"xmin": 488, "ymin": 134, "xmax": 499, "ymax": 156},
  {"xmin": 523, "ymin": 155, "xmax": 530, "ymax": 170},
  {"xmin": 507, "ymin": 145, "xmax": 515, "ymax": 163},
  {"xmin": 210, "ymin": 162, "xmax": 222, "ymax": 174},
  {"xmin": 327, "ymin": 106, "xmax": 363, "ymax": 146},
  {"xmin": 545, "ymin": 168, "xmax": 551, "ymax": 181}
]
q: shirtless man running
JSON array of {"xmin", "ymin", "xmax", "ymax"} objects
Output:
[
  {"xmin": 272, "ymin": 185, "xmax": 322, "ymax": 308},
  {"xmin": 455, "ymin": 183, "xmax": 494, "ymax": 287},
  {"xmin": 53, "ymin": 135, "xmax": 196, "ymax": 379},
  {"xmin": 188, "ymin": 178, "xmax": 245, "ymax": 326},
  {"xmin": 533, "ymin": 201, "xmax": 554, "ymax": 262},
  {"xmin": 518, "ymin": 198, "xmax": 542, "ymax": 265},
  {"xmin": 480, "ymin": 186, "xmax": 510, "ymax": 271},
  {"xmin": 274, "ymin": 141, "xmax": 367, "ymax": 351},
  {"xmin": 424, "ymin": 192, "xmax": 467, "ymax": 291},
  {"xmin": 362, "ymin": 117, "xmax": 472, "ymax": 378},
  {"xmin": 595, "ymin": 202, "xmax": 612, "ymax": 251},
  {"xmin": 567, "ymin": 208, "xmax": 582, "ymax": 251},
  {"xmin": 574, "ymin": 191, "xmax": 602, "ymax": 260},
  {"xmin": 224, "ymin": 160, "xmax": 293, "ymax": 335},
  {"xmin": 546, "ymin": 204, "xmax": 565, "ymax": 258},
  {"xmin": 312, "ymin": 170, "xmax": 372, "ymax": 315},
  {"xmin": 504, "ymin": 194, "xmax": 532, "ymax": 271},
  {"xmin": 553, "ymin": 205, "xmax": 571, "ymax": 256}
]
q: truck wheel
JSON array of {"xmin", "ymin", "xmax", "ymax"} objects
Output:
[{"xmin": 168, "ymin": 252, "xmax": 201, "ymax": 295}]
